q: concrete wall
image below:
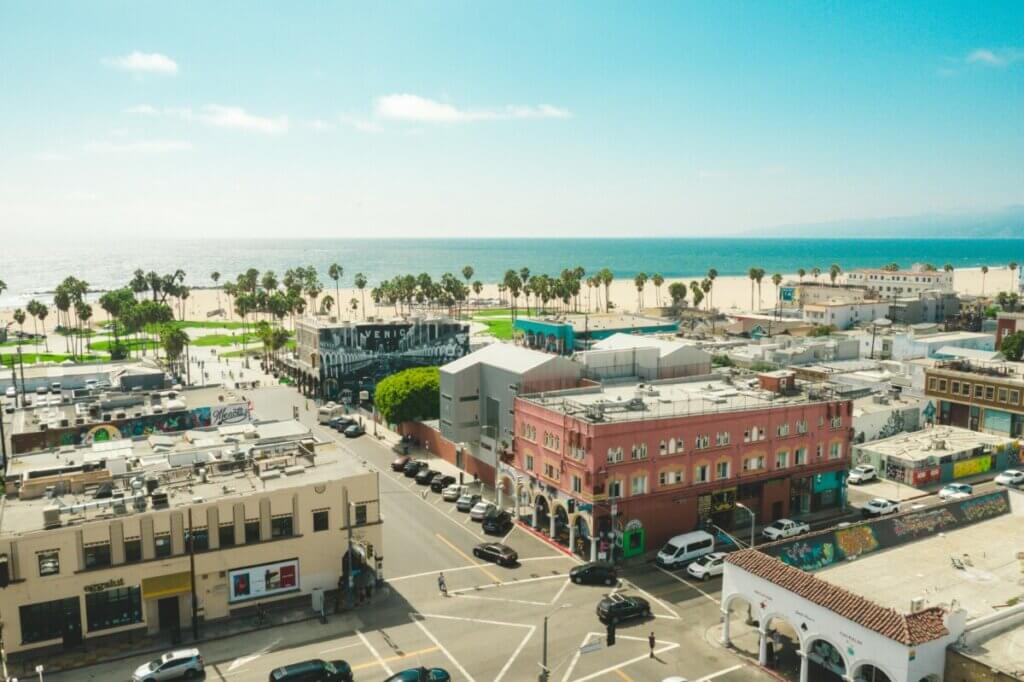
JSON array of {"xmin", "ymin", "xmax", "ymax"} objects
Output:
[
  {"xmin": 852, "ymin": 401, "xmax": 923, "ymax": 443},
  {"xmin": 945, "ymin": 649, "xmax": 1022, "ymax": 682}
]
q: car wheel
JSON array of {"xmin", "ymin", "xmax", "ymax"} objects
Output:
[
  {"xmin": 184, "ymin": 670, "xmax": 199, "ymax": 680},
  {"xmin": 644, "ymin": 608, "xmax": 651, "ymax": 618},
  {"xmin": 573, "ymin": 576, "xmax": 582, "ymax": 584},
  {"xmin": 604, "ymin": 577, "xmax": 614, "ymax": 586},
  {"xmin": 473, "ymin": 548, "xmax": 481, "ymax": 558},
  {"xmin": 702, "ymin": 573, "xmax": 710, "ymax": 582}
]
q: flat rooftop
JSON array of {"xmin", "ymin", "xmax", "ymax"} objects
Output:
[
  {"xmin": 521, "ymin": 376, "xmax": 837, "ymax": 423},
  {"xmin": 297, "ymin": 314, "xmax": 460, "ymax": 329},
  {"xmin": 856, "ymin": 425, "xmax": 1011, "ymax": 462},
  {"xmin": 821, "ymin": 511, "xmax": 1024, "ymax": 622},
  {"xmin": 851, "ymin": 393, "xmax": 922, "ymax": 416},
  {"xmin": 518, "ymin": 313, "xmax": 676, "ymax": 333},
  {"xmin": 0, "ymin": 419, "xmax": 371, "ymax": 536}
]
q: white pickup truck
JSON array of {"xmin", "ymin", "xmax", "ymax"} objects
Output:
[{"xmin": 761, "ymin": 519, "xmax": 811, "ymax": 541}]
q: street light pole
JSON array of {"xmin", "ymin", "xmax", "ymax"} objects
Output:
[
  {"xmin": 736, "ymin": 503, "xmax": 755, "ymax": 549},
  {"xmin": 539, "ymin": 603, "xmax": 572, "ymax": 682}
]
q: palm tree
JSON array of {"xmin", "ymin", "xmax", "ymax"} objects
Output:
[
  {"xmin": 772, "ymin": 273, "xmax": 783, "ymax": 302},
  {"xmin": 668, "ymin": 282, "xmax": 687, "ymax": 309},
  {"xmin": 797, "ymin": 268, "xmax": 806, "ymax": 283},
  {"xmin": 754, "ymin": 269, "xmax": 765, "ymax": 307},
  {"xmin": 320, "ymin": 295, "xmax": 334, "ymax": 316},
  {"xmin": 328, "ymin": 263, "xmax": 343, "ymax": 316},
  {"xmin": 981, "ymin": 265, "xmax": 989, "ymax": 294},
  {"xmin": 304, "ymin": 268, "xmax": 323, "ymax": 315},
  {"xmin": 159, "ymin": 324, "xmax": 190, "ymax": 377},
  {"xmin": 633, "ymin": 272, "xmax": 648, "ymax": 310},
  {"xmin": 13, "ymin": 308, "xmax": 26, "ymax": 337},
  {"xmin": 354, "ymin": 273, "xmax": 368, "ymax": 319},
  {"xmin": 829, "ymin": 263, "xmax": 841, "ymax": 286},
  {"xmin": 503, "ymin": 270, "xmax": 523, "ymax": 319},
  {"xmin": 349, "ymin": 297, "xmax": 359, "ymax": 316},
  {"xmin": 1010, "ymin": 262, "xmax": 1018, "ymax": 290},
  {"xmin": 651, "ymin": 273, "xmax": 664, "ymax": 306},
  {"xmin": 748, "ymin": 267, "xmax": 758, "ymax": 310},
  {"xmin": 700, "ymin": 278, "xmax": 711, "ymax": 310},
  {"xmin": 689, "ymin": 280, "xmax": 704, "ymax": 309},
  {"xmin": 472, "ymin": 280, "xmax": 483, "ymax": 309},
  {"xmin": 944, "ymin": 263, "xmax": 953, "ymax": 273},
  {"xmin": 811, "ymin": 266, "xmax": 821, "ymax": 283},
  {"xmin": 599, "ymin": 268, "xmax": 614, "ymax": 312},
  {"xmin": 75, "ymin": 301, "xmax": 92, "ymax": 360},
  {"xmin": 38, "ymin": 305, "xmax": 49, "ymax": 351},
  {"xmin": 211, "ymin": 271, "xmax": 221, "ymax": 314},
  {"xmin": 706, "ymin": 268, "xmax": 718, "ymax": 309}
]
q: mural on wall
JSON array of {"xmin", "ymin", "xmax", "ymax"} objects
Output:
[
  {"xmin": 953, "ymin": 456, "xmax": 992, "ymax": 479},
  {"xmin": 780, "ymin": 540, "xmax": 836, "ymax": 571},
  {"xmin": 877, "ymin": 409, "xmax": 907, "ymax": 440},
  {"xmin": 834, "ymin": 525, "xmax": 879, "ymax": 558},
  {"xmin": 892, "ymin": 508, "xmax": 957, "ymax": 537},
  {"xmin": 961, "ymin": 493, "xmax": 1009, "ymax": 521},
  {"xmin": 317, "ymin": 322, "xmax": 469, "ymax": 401}
]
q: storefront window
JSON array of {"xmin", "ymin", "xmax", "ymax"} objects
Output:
[
  {"xmin": 124, "ymin": 538, "xmax": 142, "ymax": 563},
  {"xmin": 20, "ymin": 598, "xmax": 78, "ymax": 644},
  {"xmin": 154, "ymin": 534, "xmax": 172, "ymax": 558},
  {"xmin": 271, "ymin": 515, "xmax": 293, "ymax": 538},
  {"xmin": 219, "ymin": 524, "xmax": 236, "ymax": 547},
  {"xmin": 84, "ymin": 543, "xmax": 111, "ymax": 569},
  {"xmin": 86, "ymin": 587, "xmax": 142, "ymax": 632}
]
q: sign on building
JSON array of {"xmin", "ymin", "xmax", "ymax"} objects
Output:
[{"xmin": 228, "ymin": 558, "xmax": 300, "ymax": 603}]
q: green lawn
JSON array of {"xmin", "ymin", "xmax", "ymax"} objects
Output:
[
  {"xmin": 191, "ymin": 332, "xmax": 262, "ymax": 347},
  {"xmin": 475, "ymin": 318, "xmax": 514, "ymax": 340},
  {"xmin": 1, "ymin": 352, "xmax": 108, "ymax": 367},
  {"xmin": 176, "ymin": 320, "xmax": 248, "ymax": 330},
  {"xmin": 220, "ymin": 348, "xmax": 262, "ymax": 358},
  {"xmin": 89, "ymin": 337, "xmax": 159, "ymax": 352}
]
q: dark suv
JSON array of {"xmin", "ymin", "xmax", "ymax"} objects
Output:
[
  {"xmin": 430, "ymin": 475, "xmax": 457, "ymax": 493},
  {"xmin": 570, "ymin": 561, "xmax": 617, "ymax": 586},
  {"xmin": 403, "ymin": 460, "xmax": 426, "ymax": 477},
  {"xmin": 481, "ymin": 510, "xmax": 513, "ymax": 535},
  {"xmin": 269, "ymin": 658, "xmax": 352, "ymax": 682},
  {"xmin": 596, "ymin": 593, "xmax": 650, "ymax": 624},
  {"xmin": 415, "ymin": 468, "xmax": 440, "ymax": 485}
]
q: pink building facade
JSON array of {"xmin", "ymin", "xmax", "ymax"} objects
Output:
[{"xmin": 499, "ymin": 384, "xmax": 852, "ymax": 560}]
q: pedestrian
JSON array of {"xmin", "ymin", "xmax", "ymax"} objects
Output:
[
  {"xmin": 438, "ymin": 572, "xmax": 447, "ymax": 597},
  {"xmin": 649, "ymin": 631, "xmax": 655, "ymax": 658}
]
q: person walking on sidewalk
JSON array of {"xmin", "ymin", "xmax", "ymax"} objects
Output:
[
  {"xmin": 438, "ymin": 572, "xmax": 448, "ymax": 597},
  {"xmin": 649, "ymin": 631, "xmax": 656, "ymax": 658}
]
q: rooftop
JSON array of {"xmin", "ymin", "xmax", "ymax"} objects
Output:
[
  {"xmin": 589, "ymin": 332, "xmax": 701, "ymax": 358},
  {"xmin": 441, "ymin": 342, "xmax": 562, "ymax": 374},
  {"xmin": 851, "ymin": 392, "xmax": 922, "ymax": 416},
  {"xmin": 517, "ymin": 313, "xmax": 677, "ymax": 333},
  {"xmin": 855, "ymin": 425, "xmax": 1012, "ymax": 462},
  {"xmin": 520, "ymin": 375, "xmax": 839, "ymax": 423},
  {"xmin": 929, "ymin": 359, "xmax": 1024, "ymax": 385},
  {"xmin": 0, "ymin": 419, "xmax": 370, "ymax": 536},
  {"xmin": 0, "ymin": 360, "xmax": 164, "ymax": 383},
  {"xmin": 296, "ymin": 314, "xmax": 460, "ymax": 329}
]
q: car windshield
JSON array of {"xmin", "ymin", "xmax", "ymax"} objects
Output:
[
  {"xmin": 662, "ymin": 541, "xmax": 680, "ymax": 554},
  {"xmin": 693, "ymin": 555, "xmax": 712, "ymax": 566},
  {"xmin": 768, "ymin": 521, "xmax": 786, "ymax": 529},
  {"xmin": 147, "ymin": 659, "xmax": 162, "ymax": 672},
  {"xmin": 855, "ymin": 466, "xmax": 871, "ymax": 472}
]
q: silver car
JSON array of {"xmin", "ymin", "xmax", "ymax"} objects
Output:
[
  {"xmin": 470, "ymin": 501, "xmax": 497, "ymax": 521},
  {"xmin": 133, "ymin": 648, "xmax": 204, "ymax": 681}
]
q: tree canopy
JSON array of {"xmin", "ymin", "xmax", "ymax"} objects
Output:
[
  {"xmin": 374, "ymin": 366, "xmax": 441, "ymax": 425},
  {"xmin": 1000, "ymin": 331, "xmax": 1024, "ymax": 362}
]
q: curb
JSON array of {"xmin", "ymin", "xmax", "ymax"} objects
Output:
[{"xmin": 514, "ymin": 519, "xmax": 576, "ymax": 557}]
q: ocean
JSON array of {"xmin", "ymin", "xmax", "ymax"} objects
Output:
[{"xmin": 2, "ymin": 237, "xmax": 1022, "ymax": 307}]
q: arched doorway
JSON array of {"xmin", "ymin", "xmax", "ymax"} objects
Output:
[
  {"xmin": 534, "ymin": 495, "xmax": 550, "ymax": 532},
  {"xmin": 720, "ymin": 594, "xmax": 761, "ymax": 659},
  {"xmin": 762, "ymin": 614, "xmax": 803, "ymax": 678},
  {"xmin": 853, "ymin": 663, "xmax": 893, "ymax": 682},
  {"xmin": 516, "ymin": 488, "xmax": 531, "ymax": 522},
  {"xmin": 573, "ymin": 515, "xmax": 591, "ymax": 558},
  {"xmin": 552, "ymin": 505, "xmax": 570, "ymax": 545},
  {"xmin": 806, "ymin": 638, "xmax": 848, "ymax": 680}
]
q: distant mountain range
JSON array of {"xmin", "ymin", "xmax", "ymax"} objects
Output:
[{"xmin": 744, "ymin": 205, "xmax": 1024, "ymax": 239}]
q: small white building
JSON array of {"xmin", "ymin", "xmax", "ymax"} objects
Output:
[
  {"xmin": 851, "ymin": 392, "xmax": 924, "ymax": 443},
  {"xmin": 803, "ymin": 301, "xmax": 892, "ymax": 330},
  {"xmin": 578, "ymin": 332, "xmax": 712, "ymax": 380},
  {"xmin": 846, "ymin": 265, "xmax": 955, "ymax": 296}
]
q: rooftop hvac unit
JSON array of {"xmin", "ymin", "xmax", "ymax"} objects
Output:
[
  {"xmin": 133, "ymin": 495, "xmax": 148, "ymax": 511},
  {"xmin": 910, "ymin": 597, "xmax": 926, "ymax": 613},
  {"xmin": 43, "ymin": 506, "xmax": 62, "ymax": 529},
  {"xmin": 150, "ymin": 491, "xmax": 169, "ymax": 508},
  {"xmin": 59, "ymin": 418, "xmax": 69, "ymax": 427}
]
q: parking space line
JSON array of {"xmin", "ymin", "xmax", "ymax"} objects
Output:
[
  {"xmin": 356, "ymin": 629, "xmax": 393, "ymax": 676},
  {"xmin": 435, "ymin": 532, "xmax": 502, "ymax": 583},
  {"xmin": 620, "ymin": 578, "xmax": 680, "ymax": 619},
  {"xmin": 655, "ymin": 566, "xmax": 720, "ymax": 604},
  {"xmin": 412, "ymin": 614, "xmax": 476, "ymax": 682},
  {"xmin": 696, "ymin": 664, "xmax": 744, "ymax": 681},
  {"xmin": 389, "ymin": 554, "xmax": 572, "ymax": 583},
  {"xmin": 349, "ymin": 646, "xmax": 440, "ymax": 672},
  {"xmin": 497, "ymin": 624, "xmax": 537, "ymax": 682},
  {"xmin": 412, "ymin": 615, "xmax": 536, "ymax": 682},
  {"xmin": 455, "ymin": 593, "xmax": 550, "ymax": 606},
  {"xmin": 571, "ymin": 641, "xmax": 680, "ymax": 682},
  {"xmin": 318, "ymin": 641, "xmax": 363, "ymax": 654},
  {"xmin": 549, "ymin": 576, "xmax": 570, "ymax": 605}
]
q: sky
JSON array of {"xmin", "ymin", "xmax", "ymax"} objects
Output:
[{"xmin": 1, "ymin": 2, "xmax": 1022, "ymax": 239}]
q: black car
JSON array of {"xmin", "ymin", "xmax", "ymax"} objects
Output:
[
  {"xmin": 269, "ymin": 658, "xmax": 352, "ymax": 681},
  {"xmin": 383, "ymin": 668, "xmax": 451, "ymax": 682},
  {"xmin": 570, "ymin": 561, "xmax": 618, "ymax": 586},
  {"xmin": 472, "ymin": 542, "xmax": 518, "ymax": 567},
  {"xmin": 391, "ymin": 455, "xmax": 411, "ymax": 472},
  {"xmin": 343, "ymin": 424, "xmax": 364, "ymax": 438},
  {"xmin": 403, "ymin": 460, "xmax": 427, "ymax": 477},
  {"xmin": 415, "ymin": 468, "xmax": 440, "ymax": 485},
  {"xmin": 430, "ymin": 475, "xmax": 457, "ymax": 493},
  {"xmin": 328, "ymin": 417, "xmax": 355, "ymax": 431},
  {"xmin": 596, "ymin": 593, "xmax": 651, "ymax": 624},
  {"xmin": 481, "ymin": 510, "xmax": 513, "ymax": 535}
]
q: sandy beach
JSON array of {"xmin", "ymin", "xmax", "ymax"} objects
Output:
[{"xmin": 0, "ymin": 265, "xmax": 1019, "ymax": 335}]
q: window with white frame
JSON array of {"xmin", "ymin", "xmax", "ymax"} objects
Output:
[
  {"xmin": 525, "ymin": 454, "xmax": 534, "ymax": 470},
  {"xmin": 631, "ymin": 442, "xmax": 648, "ymax": 460},
  {"xmin": 659, "ymin": 470, "xmax": 683, "ymax": 486},
  {"xmin": 716, "ymin": 461, "xmax": 730, "ymax": 479},
  {"xmin": 607, "ymin": 447, "xmax": 624, "ymax": 464},
  {"xmin": 695, "ymin": 434, "xmax": 709, "ymax": 449},
  {"xmin": 659, "ymin": 440, "xmax": 667, "ymax": 455},
  {"xmin": 816, "ymin": 444, "xmax": 823, "ymax": 459},
  {"xmin": 743, "ymin": 429, "xmax": 750, "ymax": 443},
  {"xmin": 716, "ymin": 431, "xmax": 730, "ymax": 446},
  {"xmin": 776, "ymin": 451, "xmax": 789, "ymax": 468},
  {"xmin": 743, "ymin": 455, "xmax": 764, "ymax": 472},
  {"xmin": 777, "ymin": 423, "xmax": 790, "ymax": 437},
  {"xmin": 630, "ymin": 474, "xmax": 648, "ymax": 496},
  {"xmin": 796, "ymin": 419, "xmax": 808, "ymax": 434},
  {"xmin": 608, "ymin": 480, "xmax": 622, "ymax": 498},
  {"xmin": 795, "ymin": 447, "xmax": 807, "ymax": 465},
  {"xmin": 572, "ymin": 475, "xmax": 582, "ymax": 493},
  {"xmin": 695, "ymin": 464, "xmax": 709, "ymax": 483},
  {"xmin": 543, "ymin": 462, "xmax": 560, "ymax": 480},
  {"xmin": 830, "ymin": 416, "xmax": 842, "ymax": 428},
  {"xmin": 830, "ymin": 442, "xmax": 842, "ymax": 459},
  {"xmin": 569, "ymin": 445, "xmax": 586, "ymax": 460}
]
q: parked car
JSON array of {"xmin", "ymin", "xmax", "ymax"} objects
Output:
[
  {"xmin": 403, "ymin": 460, "xmax": 427, "ymax": 477},
  {"xmin": 383, "ymin": 668, "xmax": 451, "ymax": 682},
  {"xmin": 761, "ymin": 519, "xmax": 811, "ymax": 541},
  {"xmin": 5, "ymin": 386, "xmax": 16, "ymax": 399},
  {"xmin": 473, "ymin": 542, "xmax": 518, "ymax": 566},
  {"xmin": 133, "ymin": 649, "xmax": 205, "ymax": 681},
  {"xmin": 328, "ymin": 417, "xmax": 354, "ymax": 432},
  {"xmin": 995, "ymin": 469, "xmax": 1024, "ymax": 487},
  {"xmin": 456, "ymin": 493, "xmax": 482, "ymax": 512},
  {"xmin": 443, "ymin": 484, "xmax": 468, "ymax": 502},
  {"xmin": 430, "ymin": 475, "xmax": 457, "ymax": 493},
  {"xmin": 938, "ymin": 483, "xmax": 973, "ymax": 500},
  {"xmin": 415, "ymin": 468, "xmax": 440, "ymax": 485},
  {"xmin": 482, "ymin": 510, "xmax": 513, "ymax": 535},
  {"xmin": 848, "ymin": 464, "xmax": 877, "ymax": 485},
  {"xmin": 596, "ymin": 593, "xmax": 651, "ymax": 624},
  {"xmin": 569, "ymin": 561, "xmax": 617, "ymax": 586},
  {"xmin": 391, "ymin": 455, "xmax": 411, "ymax": 472},
  {"xmin": 343, "ymin": 424, "xmax": 364, "ymax": 438},
  {"xmin": 269, "ymin": 658, "xmax": 352, "ymax": 682},
  {"xmin": 861, "ymin": 498, "xmax": 899, "ymax": 518},
  {"xmin": 470, "ymin": 500, "xmax": 497, "ymax": 521},
  {"xmin": 655, "ymin": 530, "xmax": 715, "ymax": 569},
  {"xmin": 686, "ymin": 552, "xmax": 728, "ymax": 581}
]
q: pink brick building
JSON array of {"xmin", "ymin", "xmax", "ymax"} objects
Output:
[{"xmin": 498, "ymin": 372, "xmax": 852, "ymax": 560}]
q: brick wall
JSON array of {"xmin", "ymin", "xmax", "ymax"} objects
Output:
[{"xmin": 399, "ymin": 421, "xmax": 496, "ymax": 486}]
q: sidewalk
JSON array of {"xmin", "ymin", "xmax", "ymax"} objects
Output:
[{"xmin": 8, "ymin": 589, "xmax": 369, "ymax": 678}]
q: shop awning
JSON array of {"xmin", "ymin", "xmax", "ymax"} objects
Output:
[{"xmin": 142, "ymin": 571, "xmax": 192, "ymax": 600}]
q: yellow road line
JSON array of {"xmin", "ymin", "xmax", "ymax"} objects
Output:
[
  {"xmin": 351, "ymin": 646, "xmax": 440, "ymax": 671},
  {"xmin": 616, "ymin": 668, "xmax": 637, "ymax": 682},
  {"xmin": 435, "ymin": 532, "xmax": 502, "ymax": 584}
]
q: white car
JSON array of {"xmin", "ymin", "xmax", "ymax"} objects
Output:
[
  {"xmin": 761, "ymin": 519, "xmax": 810, "ymax": 541},
  {"xmin": 443, "ymin": 484, "xmax": 468, "ymax": 502},
  {"xmin": 133, "ymin": 649, "xmax": 204, "ymax": 681},
  {"xmin": 4, "ymin": 386, "xmax": 15, "ymax": 399},
  {"xmin": 470, "ymin": 500, "xmax": 497, "ymax": 521},
  {"xmin": 938, "ymin": 483, "xmax": 972, "ymax": 500},
  {"xmin": 686, "ymin": 551, "xmax": 727, "ymax": 581},
  {"xmin": 995, "ymin": 469, "xmax": 1024, "ymax": 487},
  {"xmin": 861, "ymin": 498, "xmax": 899, "ymax": 518},
  {"xmin": 848, "ymin": 464, "xmax": 877, "ymax": 485}
]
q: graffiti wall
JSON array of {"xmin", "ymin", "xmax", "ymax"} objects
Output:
[
  {"xmin": 952, "ymin": 455, "xmax": 992, "ymax": 479},
  {"xmin": 11, "ymin": 403, "xmax": 250, "ymax": 453},
  {"xmin": 317, "ymin": 321, "xmax": 469, "ymax": 402},
  {"xmin": 765, "ymin": 490, "xmax": 1011, "ymax": 571}
]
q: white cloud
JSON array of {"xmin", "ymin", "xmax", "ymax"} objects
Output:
[
  {"xmin": 374, "ymin": 94, "xmax": 571, "ymax": 123},
  {"xmin": 307, "ymin": 119, "xmax": 335, "ymax": 133},
  {"xmin": 966, "ymin": 48, "xmax": 1024, "ymax": 67},
  {"xmin": 124, "ymin": 104, "xmax": 159, "ymax": 115},
  {"xmin": 103, "ymin": 51, "xmax": 178, "ymax": 75},
  {"xmin": 339, "ymin": 115, "xmax": 383, "ymax": 134},
  {"xmin": 176, "ymin": 105, "xmax": 289, "ymax": 134},
  {"xmin": 32, "ymin": 151, "xmax": 70, "ymax": 162},
  {"xmin": 85, "ymin": 139, "xmax": 192, "ymax": 153}
]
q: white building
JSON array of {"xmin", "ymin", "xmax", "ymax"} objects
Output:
[
  {"xmin": 851, "ymin": 392, "xmax": 924, "ymax": 443},
  {"xmin": 577, "ymin": 332, "xmax": 712, "ymax": 380},
  {"xmin": 837, "ymin": 329, "xmax": 995, "ymax": 361},
  {"xmin": 845, "ymin": 265, "xmax": 954, "ymax": 296},
  {"xmin": 803, "ymin": 301, "xmax": 892, "ymax": 330}
]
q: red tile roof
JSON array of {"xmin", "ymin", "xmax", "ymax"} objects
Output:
[{"xmin": 726, "ymin": 549, "xmax": 949, "ymax": 646}]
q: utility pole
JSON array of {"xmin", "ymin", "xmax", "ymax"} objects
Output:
[
  {"xmin": 343, "ymin": 486, "xmax": 355, "ymax": 609},
  {"xmin": 187, "ymin": 507, "xmax": 199, "ymax": 640}
]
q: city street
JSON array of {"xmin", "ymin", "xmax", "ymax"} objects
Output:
[{"xmin": 47, "ymin": 379, "xmax": 770, "ymax": 682}]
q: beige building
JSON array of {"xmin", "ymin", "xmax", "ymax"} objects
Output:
[{"xmin": 0, "ymin": 420, "xmax": 381, "ymax": 658}]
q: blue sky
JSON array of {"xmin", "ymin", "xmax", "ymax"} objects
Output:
[{"xmin": 1, "ymin": 2, "xmax": 1022, "ymax": 238}]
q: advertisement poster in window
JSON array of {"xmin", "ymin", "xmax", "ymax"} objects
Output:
[{"xmin": 228, "ymin": 559, "xmax": 299, "ymax": 603}]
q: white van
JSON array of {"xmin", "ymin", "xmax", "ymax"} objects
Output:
[
  {"xmin": 317, "ymin": 402, "xmax": 344, "ymax": 424},
  {"xmin": 655, "ymin": 530, "xmax": 715, "ymax": 569}
]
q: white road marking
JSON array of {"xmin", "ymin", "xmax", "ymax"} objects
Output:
[
  {"xmin": 695, "ymin": 664, "xmax": 745, "ymax": 681},
  {"xmin": 656, "ymin": 565, "xmax": 721, "ymax": 604},
  {"xmin": 501, "ymin": 523, "xmax": 517, "ymax": 544},
  {"xmin": 561, "ymin": 631, "xmax": 680, "ymax": 682},
  {"xmin": 389, "ymin": 554, "xmax": 572, "ymax": 583},
  {"xmin": 454, "ymin": 593, "xmax": 550, "ymax": 606},
  {"xmin": 319, "ymin": 642, "xmax": 363, "ymax": 654},
  {"xmin": 447, "ymin": 573, "xmax": 568, "ymax": 595},
  {"xmin": 412, "ymin": 613, "xmax": 475, "ymax": 682},
  {"xmin": 226, "ymin": 638, "xmax": 280, "ymax": 671},
  {"xmin": 549, "ymin": 576, "xmax": 571, "ymax": 605},
  {"xmin": 357, "ymin": 629, "xmax": 393, "ymax": 676},
  {"xmin": 620, "ymin": 578, "xmax": 680, "ymax": 619},
  {"xmin": 498, "ymin": 624, "xmax": 536, "ymax": 682},
  {"xmin": 414, "ymin": 612, "xmax": 535, "ymax": 682}
]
